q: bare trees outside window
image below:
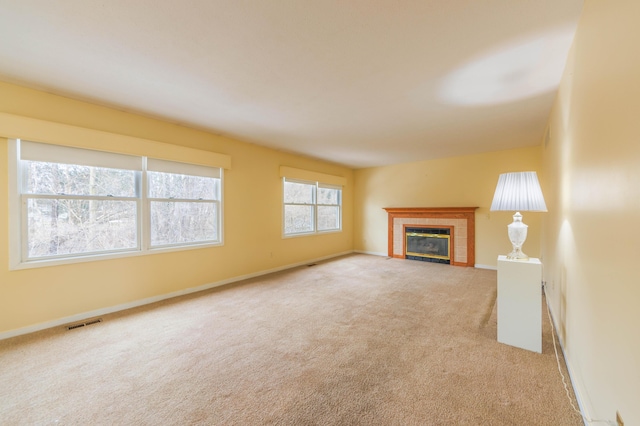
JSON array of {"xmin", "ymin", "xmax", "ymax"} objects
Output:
[
  {"xmin": 148, "ymin": 171, "xmax": 220, "ymax": 247},
  {"xmin": 24, "ymin": 161, "xmax": 138, "ymax": 258},
  {"xmin": 283, "ymin": 178, "xmax": 341, "ymax": 236},
  {"xmin": 14, "ymin": 140, "xmax": 222, "ymax": 266},
  {"xmin": 317, "ymin": 186, "xmax": 341, "ymax": 231},
  {"xmin": 283, "ymin": 180, "xmax": 315, "ymax": 234}
]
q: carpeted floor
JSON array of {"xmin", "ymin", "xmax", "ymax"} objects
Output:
[{"xmin": 0, "ymin": 254, "xmax": 583, "ymax": 425}]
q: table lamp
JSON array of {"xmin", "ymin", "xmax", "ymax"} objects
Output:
[{"xmin": 490, "ymin": 171, "xmax": 547, "ymax": 260}]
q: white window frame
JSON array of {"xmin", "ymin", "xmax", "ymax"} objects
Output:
[
  {"xmin": 282, "ymin": 177, "xmax": 342, "ymax": 237},
  {"xmin": 316, "ymin": 183, "xmax": 342, "ymax": 232},
  {"xmin": 8, "ymin": 139, "xmax": 223, "ymax": 270},
  {"xmin": 146, "ymin": 158, "xmax": 222, "ymax": 250}
]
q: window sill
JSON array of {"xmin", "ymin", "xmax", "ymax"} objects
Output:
[
  {"xmin": 282, "ymin": 229, "xmax": 342, "ymax": 239},
  {"xmin": 10, "ymin": 241, "xmax": 223, "ymax": 271}
]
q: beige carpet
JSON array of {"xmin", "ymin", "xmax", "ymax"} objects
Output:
[{"xmin": 0, "ymin": 254, "xmax": 583, "ymax": 425}]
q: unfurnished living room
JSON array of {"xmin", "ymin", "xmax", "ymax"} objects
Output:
[{"xmin": 0, "ymin": 1, "xmax": 637, "ymax": 425}]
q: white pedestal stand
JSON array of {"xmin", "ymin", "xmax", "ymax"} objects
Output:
[{"xmin": 497, "ymin": 255, "xmax": 542, "ymax": 353}]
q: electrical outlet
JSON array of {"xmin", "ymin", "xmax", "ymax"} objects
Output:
[{"xmin": 616, "ymin": 411, "xmax": 624, "ymax": 426}]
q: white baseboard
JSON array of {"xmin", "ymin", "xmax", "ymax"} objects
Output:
[
  {"xmin": 0, "ymin": 250, "xmax": 354, "ymax": 341},
  {"xmin": 358, "ymin": 252, "xmax": 495, "ymax": 269},
  {"xmin": 543, "ymin": 289, "xmax": 589, "ymax": 426},
  {"xmin": 475, "ymin": 264, "xmax": 497, "ymax": 270},
  {"xmin": 353, "ymin": 250, "xmax": 388, "ymax": 257},
  {"xmin": 559, "ymin": 344, "xmax": 590, "ymax": 426}
]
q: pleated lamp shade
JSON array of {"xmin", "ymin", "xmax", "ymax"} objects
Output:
[{"xmin": 490, "ymin": 172, "xmax": 547, "ymax": 212}]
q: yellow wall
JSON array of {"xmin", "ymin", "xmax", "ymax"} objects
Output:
[
  {"xmin": 354, "ymin": 146, "xmax": 544, "ymax": 267},
  {"xmin": 542, "ymin": 0, "xmax": 640, "ymax": 424},
  {"xmin": 0, "ymin": 82, "xmax": 353, "ymax": 335},
  {"xmin": 6, "ymin": 6, "xmax": 637, "ymax": 422}
]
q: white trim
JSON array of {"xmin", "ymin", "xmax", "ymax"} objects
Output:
[
  {"xmin": 282, "ymin": 228, "xmax": 342, "ymax": 239},
  {"xmin": 218, "ymin": 169, "xmax": 225, "ymax": 246},
  {"xmin": 558, "ymin": 362, "xmax": 591, "ymax": 426},
  {"xmin": 544, "ymin": 291, "xmax": 589, "ymax": 426},
  {"xmin": 558, "ymin": 337, "xmax": 589, "ymax": 426},
  {"xmin": 355, "ymin": 253, "xmax": 498, "ymax": 267},
  {"xmin": 10, "ymin": 240, "xmax": 224, "ymax": 270},
  {"xmin": 8, "ymin": 139, "xmax": 21, "ymax": 270},
  {"xmin": 474, "ymin": 263, "xmax": 498, "ymax": 270},
  {"xmin": 353, "ymin": 250, "xmax": 388, "ymax": 257},
  {"xmin": 0, "ymin": 250, "xmax": 354, "ymax": 340},
  {"xmin": 141, "ymin": 156, "xmax": 149, "ymax": 251}
]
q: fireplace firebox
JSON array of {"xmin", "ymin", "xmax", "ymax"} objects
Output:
[{"xmin": 405, "ymin": 227, "xmax": 451, "ymax": 264}]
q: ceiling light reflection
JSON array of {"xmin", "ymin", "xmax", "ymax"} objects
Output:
[{"xmin": 439, "ymin": 26, "xmax": 577, "ymax": 106}]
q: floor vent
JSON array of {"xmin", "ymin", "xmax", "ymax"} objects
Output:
[{"xmin": 66, "ymin": 318, "xmax": 103, "ymax": 330}]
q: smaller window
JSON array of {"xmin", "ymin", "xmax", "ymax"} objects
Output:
[
  {"xmin": 147, "ymin": 158, "xmax": 222, "ymax": 248},
  {"xmin": 147, "ymin": 171, "xmax": 220, "ymax": 247},
  {"xmin": 317, "ymin": 185, "xmax": 341, "ymax": 232},
  {"xmin": 283, "ymin": 178, "xmax": 342, "ymax": 236}
]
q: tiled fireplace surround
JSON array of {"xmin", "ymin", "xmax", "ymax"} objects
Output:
[{"xmin": 383, "ymin": 207, "xmax": 478, "ymax": 267}]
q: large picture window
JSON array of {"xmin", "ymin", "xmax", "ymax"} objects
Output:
[
  {"xmin": 283, "ymin": 178, "xmax": 342, "ymax": 236},
  {"xmin": 11, "ymin": 140, "xmax": 222, "ymax": 267}
]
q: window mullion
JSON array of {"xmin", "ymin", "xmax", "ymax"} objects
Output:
[
  {"xmin": 20, "ymin": 195, "xmax": 29, "ymax": 264},
  {"xmin": 140, "ymin": 157, "xmax": 148, "ymax": 252},
  {"xmin": 313, "ymin": 183, "xmax": 318, "ymax": 233}
]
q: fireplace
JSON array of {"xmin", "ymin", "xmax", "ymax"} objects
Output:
[
  {"xmin": 405, "ymin": 227, "xmax": 451, "ymax": 264},
  {"xmin": 383, "ymin": 207, "xmax": 478, "ymax": 267}
]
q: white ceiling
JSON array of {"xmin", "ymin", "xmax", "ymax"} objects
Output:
[{"xmin": 0, "ymin": 0, "xmax": 582, "ymax": 168}]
